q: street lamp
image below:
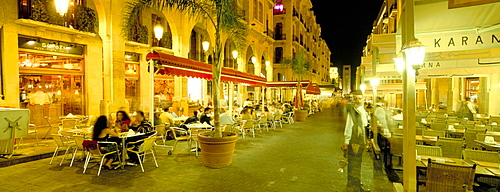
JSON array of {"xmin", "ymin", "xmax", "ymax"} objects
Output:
[
  {"xmin": 202, "ymin": 41, "xmax": 210, "ymax": 52},
  {"xmin": 265, "ymin": 61, "xmax": 270, "ymax": 67},
  {"xmin": 394, "ymin": 52, "xmax": 404, "ymax": 73},
  {"xmin": 232, "ymin": 50, "xmax": 238, "ymax": 69},
  {"xmin": 154, "ymin": 24, "xmax": 164, "ymax": 46},
  {"xmin": 360, "ymin": 84, "xmax": 366, "ymax": 95},
  {"xmin": 55, "ymin": 0, "xmax": 69, "ymax": 16},
  {"xmin": 251, "ymin": 56, "xmax": 257, "ymax": 64}
]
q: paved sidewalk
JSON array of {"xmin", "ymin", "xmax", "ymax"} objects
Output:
[{"xmin": 0, "ymin": 108, "xmax": 393, "ymax": 192}]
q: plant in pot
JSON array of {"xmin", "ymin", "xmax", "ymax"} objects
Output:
[
  {"xmin": 282, "ymin": 49, "xmax": 311, "ymax": 121},
  {"xmin": 124, "ymin": 0, "xmax": 247, "ymax": 168}
]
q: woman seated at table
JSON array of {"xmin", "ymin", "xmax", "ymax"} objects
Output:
[
  {"xmin": 241, "ymin": 108, "xmax": 253, "ymax": 121},
  {"xmin": 115, "ymin": 111, "xmax": 131, "ymax": 132},
  {"xmin": 129, "ymin": 111, "xmax": 153, "ymax": 133},
  {"xmin": 92, "ymin": 115, "xmax": 120, "ymax": 169}
]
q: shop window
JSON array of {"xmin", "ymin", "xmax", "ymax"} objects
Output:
[
  {"xmin": 154, "ymin": 77, "xmax": 175, "ymax": 109},
  {"xmin": 20, "ymin": 75, "xmax": 85, "ymax": 124},
  {"xmin": 465, "ymin": 77, "xmax": 480, "ymax": 102},
  {"xmin": 274, "ymin": 47, "xmax": 283, "ymax": 63},
  {"xmin": 19, "ymin": 53, "xmax": 83, "ymax": 71},
  {"xmin": 125, "ymin": 52, "xmax": 140, "ymax": 112}
]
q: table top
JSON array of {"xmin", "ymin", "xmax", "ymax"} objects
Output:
[
  {"xmin": 185, "ymin": 124, "xmax": 212, "ymax": 129},
  {"xmin": 60, "ymin": 128, "xmax": 92, "ymax": 134},
  {"xmin": 173, "ymin": 117, "xmax": 189, "ymax": 121}
]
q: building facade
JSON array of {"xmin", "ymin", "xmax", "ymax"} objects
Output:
[
  {"xmin": 271, "ymin": 0, "xmax": 331, "ymax": 85},
  {"xmin": 359, "ymin": 0, "xmax": 500, "ymax": 115},
  {"xmin": 0, "ymin": 0, "xmax": 334, "ymax": 126}
]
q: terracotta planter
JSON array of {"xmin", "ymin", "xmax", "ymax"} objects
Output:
[
  {"xmin": 295, "ymin": 110, "xmax": 308, "ymax": 121},
  {"xmin": 198, "ymin": 132, "xmax": 238, "ymax": 168}
]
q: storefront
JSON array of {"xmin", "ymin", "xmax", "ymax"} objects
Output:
[{"xmin": 17, "ymin": 36, "xmax": 86, "ymax": 125}]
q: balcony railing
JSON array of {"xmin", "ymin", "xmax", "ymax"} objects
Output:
[
  {"xmin": 18, "ymin": 0, "xmax": 97, "ymax": 33},
  {"xmin": 275, "ymin": 33, "xmax": 286, "ymax": 40}
]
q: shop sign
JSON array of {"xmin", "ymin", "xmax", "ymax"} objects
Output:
[
  {"xmin": 125, "ymin": 52, "xmax": 140, "ymax": 62},
  {"xmin": 417, "ymin": 31, "xmax": 500, "ymax": 52},
  {"xmin": 18, "ymin": 37, "xmax": 84, "ymax": 55}
]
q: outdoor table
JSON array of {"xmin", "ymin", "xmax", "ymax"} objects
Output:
[
  {"xmin": 114, "ymin": 131, "xmax": 155, "ymax": 168},
  {"xmin": 173, "ymin": 117, "xmax": 188, "ymax": 123},
  {"xmin": 185, "ymin": 123, "xmax": 213, "ymax": 129}
]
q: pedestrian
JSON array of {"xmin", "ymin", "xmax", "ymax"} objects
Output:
[{"xmin": 342, "ymin": 90, "xmax": 369, "ymax": 192}]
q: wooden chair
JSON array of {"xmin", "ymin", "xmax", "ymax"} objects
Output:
[
  {"xmin": 463, "ymin": 131, "xmax": 479, "ymax": 150},
  {"xmin": 463, "ymin": 149, "xmax": 500, "ymax": 163},
  {"xmin": 425, "ymin": 158, "xmax": 476, "ymax": 192},
  {"xmin": 430, "ymin": 122, "xmax": 447, "ymax": 131},
  {"xmin": 416, "ymin": 145, "xmax": 442, "ymax": 157},
  {"xmin": 436, "ymin": 138, "xmax": 464, "ymax": 159},
  {"xmin": 390, "ymin": 134, "xmax": 404, "ymax": 166}
]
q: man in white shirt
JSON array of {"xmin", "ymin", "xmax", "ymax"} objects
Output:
[
  {"xmin": 342, "ymin": 91, "xmax": 369, "ymax": 191},
  {"xmin": 166, "ymin": 107, "xmax": 179, "ymax": 118}
]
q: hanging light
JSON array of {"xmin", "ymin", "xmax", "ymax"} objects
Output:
[
  {"xmin": 74, "ymin": 90, "xmax": 79, "ymax": 95},
  {"xmin": 393, "ymin": 52, "xmax": 404, "ymax": 73},
  {"xmin": 251, "ymin": 56, "xmax": 257, "ymax": 64},
  {"xmin": 55, "ymin": 0, "xmax": 70, "ymax": 16},
  {"xmin": 202, "ymin": 41, "xmax": 210, "ymax": 52},
  {"xmin": 232, "ymin": 50, "xmax": 238, "ymax": 59},
  {"xmin": 153, "ymin": 24, "xmax": 164, "ymax": 41}
]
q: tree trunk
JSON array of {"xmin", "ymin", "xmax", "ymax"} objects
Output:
[{"xmin": 212, "ymin": 1, "xmax": 223, "ymax": 137}]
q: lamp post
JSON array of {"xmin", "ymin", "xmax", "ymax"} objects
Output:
[
  {"xmin": 149, "ymin": 24, "xmax": 164, "ymax": 125},
  {"xmin": 232, "ymin": 50, "xmax": 238, "ymax": 69},
  {"xmin": 397, "ymin": 0, "xmax": 427, "ymax": 190}
]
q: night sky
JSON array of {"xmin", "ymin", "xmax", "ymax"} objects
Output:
[{"xmin": 310, "ymin": 0, "xmax": 383, "ymax": 77}]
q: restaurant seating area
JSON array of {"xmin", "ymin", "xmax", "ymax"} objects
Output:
[{"xmin": 379, "ymin": 111, "xmax": 500, "ymax": 190}]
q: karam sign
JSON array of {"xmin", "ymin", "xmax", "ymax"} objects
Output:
[
  {"xmin": 18, "ymin": 37, "xmax": 84, "ymax": 55},
  {"xmin": 417, "ymin": 31, "xmax": 500, "ymax": 52}
]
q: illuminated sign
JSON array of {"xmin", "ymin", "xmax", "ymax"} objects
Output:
[{"xmin": 18, "ymin": 36, "xmax": 84, "ymax": 55}]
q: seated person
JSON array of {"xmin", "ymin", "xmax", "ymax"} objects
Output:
[
  {"xmin": 129, "ymin": 111, "xmax": 153, "ymax": 133},
  {"xmin": 200, "ymin": 107, "xmax": 213, "ymax": 125},
  {"xmin": 92, "ymin": 115, "xmax": 120, "ymax": 169},
  {"xmin": 153, "ymin": 112, "xmax": 163, "ymax": 126},
  {"xmin": 182, "ymin": 111, "xmax": 200, "ymax": 127},
  {"xmin": 241, "ymin": 108, "xmax": 253, "ymax": 121},
  {"xmin": 166, "ymin": 107, "xmax": 179, "ymax": 118},
  {"xmin": 393, "ymin": 109, "xmax": 403, "ymax": 121},
  {"xmin": 115, "ymin": 111, "xmax": 131, "ymax": 132}
]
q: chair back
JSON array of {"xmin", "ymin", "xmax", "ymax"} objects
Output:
[
  {"xmin": 73, "ymin": 135, "xmax": 85, "ymax": 150},
  {"xmin": 416, "ymin": 145, "xmax": 443, "ymax": 156},
  {"xmin": 430, "ymin": 122, "xmax": 446, "ymax": 131},
  {"xmin": 155, "ymin": 124, "xmax": 166, "ymax": 136},
  {"xmin": 191, "ymin": 128, "xmax": 212, "ymax": 140},
  {"xmin": 61, "ymin": 119, "xmax": 78, "ymax": 129},
  {"xmin": 52, "ymin": 134, "xmax": 68, "ymax": 147},
  {"xmin": 83, "ymin": 140, "xmax": 102, "ymax": 155},
  {"xmin": 463, "ymin": 131, "xmax": 478, "ymax": 149},
  {"xmin": 463, "ymin": 149, "xmax": 500, "ymax": 162},
  {"xmin": 423, "ymin": 129, "xmax": 445, "ymax": 137},
  {"xmin": 426, "ymin": 158, "xmax": 476, "ymax": 191},
  {"xmin": 437, "ymin": 138, "xmax": 464, "ymax": 159},
  {"xmin": 45, "ymin": 117, "xmax": 57, "ymax": 128},
  {"xmin": 242, "ymin": 120, "xmax": 255, "ymax": 129},
  {"xmin": 259, "ymin": 116, "xmax": 268, "ymax": 124},
  {"xmin": 169, "ymin": 127, "xmax": 187, "ymax": 140},
  {"xmin": 137, "ymin": 136, "xmax": 156, "ymax": 153},
  {"xmin": 390, "ymin": 134, "xmax": 403, "ymax": 157}
]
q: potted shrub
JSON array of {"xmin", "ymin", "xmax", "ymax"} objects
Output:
[
  {"xmin": 283, "ymin": 49, "xmax": 311, "ymax": 121},
  {"xmin": 124, "ymin": 0, "xmax": 247, "ymax": 168}
]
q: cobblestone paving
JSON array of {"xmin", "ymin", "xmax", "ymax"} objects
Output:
[{"xmin": 0, "ymin": 107, "xmax": 393, "ymax": 192}]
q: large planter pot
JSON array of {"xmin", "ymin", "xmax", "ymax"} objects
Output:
[
  {"xmin": 198, "ymin": 132, "xmax": 238, "ymax": 168},
  {"xmin": 295, "ymin": 110, "xmax": 308, "ymax": 121}
]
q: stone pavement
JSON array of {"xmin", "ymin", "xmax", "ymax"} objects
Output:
[{"xmin": 0, "ymin": 108, "xmax": 393, "ymax": 192}]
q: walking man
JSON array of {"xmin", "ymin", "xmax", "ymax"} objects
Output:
[{"xmin": 342, "ymin": 90, "xmax": 369, "ymax": 191}]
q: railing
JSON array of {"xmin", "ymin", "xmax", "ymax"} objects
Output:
[
  {"xmin": 275, "ymin": 33, "xmax": 286, "ymax": 40},
  {"xmin": 18, "ymin": 0, "xmax": 97, "ymax": 33}
]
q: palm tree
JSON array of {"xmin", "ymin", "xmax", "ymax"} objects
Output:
[
  {"xmin": 123, "ymin": 0, "xmax": 247, "ymax": 137},
  {"xmin": 283, "ymin": 49, "xmax": 311, "ymax": 109}
]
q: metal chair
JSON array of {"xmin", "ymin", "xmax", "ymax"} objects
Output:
[
  {"xmin": 127, "ymin": 136, "xmax": 158, "ymax": 172},
  {"xmin": 242, "ymin": 120, "xmax": 256, "ymax": 138},
  {"xmin": 190, "ymin": 128, "xmax": 212, "ymax": 156},
  {"xmin": 257, "ymin": 116, "xmax": 270, "ymax": 132},
  {"xmin": 436, "ymin": 138, "xmax": 464, "ymax": 159},
  {"xmin": 425, "ymin": 158, "xmax": 476, "ymax": 192},
  {"xmin": 70, "ymin": 135, "xmax": 86, "ymax": 167},
  {"xmin": 169, "ymin": 127, "xmax": 191, "ymax": 154},
  {"xmin": 43, "ymin": 117, "xmax": 59, "ymax": 139},
  {"xmin": 416, "ymin": 145, "xmax": 442, "ymax": 157},
  {"xmin": 82, "ymin": 140, "xmax": 122, "ymax": 176},
  {"xmin": 49, "ymin": 134, "xmax": 76, "ymax": 166},
  {"xmin": 272, "ymin": 112, "xmax": 283, "ymax": 129}
]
